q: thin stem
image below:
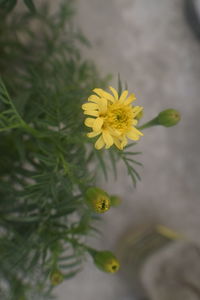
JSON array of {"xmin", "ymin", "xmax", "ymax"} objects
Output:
[{"xmin": 137, "ymin": 117, "xmax": 158, "ymax": 130}]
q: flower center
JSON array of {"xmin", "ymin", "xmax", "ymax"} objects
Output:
[
  {"xmin": 105, "ymin": 104, "xmax": 133, "ymax": 132},
  {"xmin": 95, "ymin": 196, "xmax": 110, "ymax": 213},
  {"xmin": 106, "ymin": 259, "xmax": 120, "ymax": 273}
]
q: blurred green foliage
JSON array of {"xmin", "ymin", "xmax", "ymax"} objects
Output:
[
  {"xmin": 0, "ymin": 1, "xmax": 143, "ymax": 299},
  {"xmin": 0, "ymin": 0, "xmax": 36, "ymax": 13},
  {"xmin": 0, "ymin": 1, "xmax": 108, "ymax": 299}
]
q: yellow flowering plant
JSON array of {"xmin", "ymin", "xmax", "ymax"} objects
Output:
[{"xmin": 0, "ymin": 1, "xmax": 180, "ymax": 299}]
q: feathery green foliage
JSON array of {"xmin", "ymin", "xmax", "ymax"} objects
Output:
[
  {"xmin": 0, "ymin": 0, "xmax": 36, "ymax": 13},
  {"xmin": 0, "ymin": 0, "xmax": 180, "ymax": 299},
  {"xmin": 0, "ymin": 1, "xmax": 110, "ymax": 299}
]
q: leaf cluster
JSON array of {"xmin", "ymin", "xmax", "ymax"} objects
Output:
[
  {"xmin": 0, "ymin": 0, "xmax": 36, "ymax": 13},
  {"xmin": 0, "ymin": 1, "xmax": 143, "ymax": 299},
  {"xmin": 0, "ymin": 1, "xmax": 108, "ymax": 299},
  {"xmin": 92, "ymin": 143, "xmax": 142, "ymax": 187}
]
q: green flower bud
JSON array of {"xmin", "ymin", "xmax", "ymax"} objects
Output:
[
  {"xmin": 85, "ymin": 187, "xmax": 110, "ymax": 213},
  {"xmin": 50, "ymin": 269, "xmax": 64, "ymax": 286},
  {"xmin": 158, "ymin": 109, "xmax": 181, "ymax": 127},
  {"xmin": 93, "ymin": 250, "xmax": 120, "ymax": 273},
  {"xmin": 110, "ymin": 195, "xmax": 122, "ymax": 207}
]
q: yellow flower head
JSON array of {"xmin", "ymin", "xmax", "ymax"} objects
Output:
[{"xmin": 82, "ymin": 86, "xmax": 144, "ymax": 150}]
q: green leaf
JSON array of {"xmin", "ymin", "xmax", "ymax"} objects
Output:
[
  {"xmin": 118, "ymin": 73, "xmax": 122, "ymax": 96},
  {"xmin": 108, "ymin": 150, "xmax": 117, "ymax": 179},
  {"xmin": 0, "ymin": 78, "xmax": 24, "ymax": 131},
  {"xmin": 123, "ymin": 151, "xmax": 142, "ymax": 156},
  {"xmin": 0, "ymin": 0, "xmax": 17, "ymax": 12},
  {"xmin": 129, "ymin": 165, "xmax": 141, "ymax": 181},
  {"xmin": 63, "ymin": 269, "xmax": 82, "ymax": 279},
  {"xmin": 125, "ymin": 158, "xmax": 143, "ymax": 166},
  {"xmin": 116, "ymin": 148, "xmax": 142, "ymax": 185},
  {"xmin": 59, "ymin": 259, "xmax": 81, "ymax": 269},
  {"xmin": 94, "ymin": 149, "xmax": 108, "ymax": 180},
  {"xmin": 125, "ymin": 142, "xmax": 137, "ymax": 149},
  {"xmin": 23, "ymin": 0, "xmax": 36, "ymax": 12}
]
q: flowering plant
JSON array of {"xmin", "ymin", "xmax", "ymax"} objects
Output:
[{"xmin": 0, "ymin": 1, "xmax": 180, "ymax": 299}]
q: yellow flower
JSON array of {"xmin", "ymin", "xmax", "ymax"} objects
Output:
[{"xmin": 82, "ymin": 86, "xmax": 143, "ymax": 150}]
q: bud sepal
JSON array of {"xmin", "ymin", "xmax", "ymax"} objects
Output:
[
  {"xmin": 158, "ymin": 109, "xmax": 181, "ymax": 127},
  {"xmin": 110, "ymin": 195, "xmax": 122, "ymax": 207},
  {"xmin": 88, "ymin": 248, "xmax": 120, "ymax": 273}
]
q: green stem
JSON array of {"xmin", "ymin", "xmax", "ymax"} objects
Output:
[
  {"xmin": 86, "ymin": 246, "xmax": 98, "ymax": 257},
  {"xmin": 65, "ymin": 237, "xmax": 95, "ymax": 256},
  {"xmin": 2, "ymin": 215, "xmax": 40, "ymax": 223},
  {"xmin": 22, "ymin": 123, "xmax": 45, "ymax": 138},
  {"xmin": 137, "ymin": 117, "xmax": 159, "ymax": 130}
]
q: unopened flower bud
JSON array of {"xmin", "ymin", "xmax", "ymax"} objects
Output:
[
  {"xmin": 93, "ymin": 250, "xmax": 120, "ymax": 273},
  {"xmin": 85, "ymin": 187, "xmax": 110, "ymax": 213},
  {"xmin": 50, "ymin": 269, "xmax": 64, "ymax": 286},
  {"xmin": 158, "ymin": 109, "xmax": 181, "ymax": 127}
]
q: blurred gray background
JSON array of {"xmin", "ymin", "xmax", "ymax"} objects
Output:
[{"xmin": 56, "ymin": 0, "xmax": 200, "ymax": 299}]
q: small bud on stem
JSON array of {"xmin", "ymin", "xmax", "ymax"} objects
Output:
[
  {"xmin": 138, "ymin": 108, "xmax": 181, "ymax": 130},
  {"xmin": 88, "ymin": 248, "xmax": 120, "ymax": 273}
]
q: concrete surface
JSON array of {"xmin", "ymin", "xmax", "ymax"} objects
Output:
[
  {"xmin": 57, "ymin": 0, "xmax": 200, "ymax": 299},
  {"xmin": 142, "ymin": 241, "xmax": 200, "ymax": 300}
]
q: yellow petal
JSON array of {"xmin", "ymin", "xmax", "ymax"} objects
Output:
[
  {"xmin": 127, "ymin": 133, "xmax": 140, "ymax": 141},
  {"xmin": 92, "ymin": 117, "xmax": 104, "ymax": 131},
  {"xmin": 132, "ymin": 106, "xmax": 143, "ymax": 117},
  {"xmin": 121, "ymin": 136, "xmax": 128, "ymax": 148},
  {"xmin": 88, "ymin": 95, "xmax": 101, "ymax": 103},
  {"xmin": 124, "ymin": 93, "xmax": 136, "ymax": 105},
  {"xmin": 92, "ymin": 88, "xmax": 104, "ymax": 97},
  {"xmin": 113, "ymin": 137, "xmax": 123, "ymax": 150},
  {"xmin": 108, "ymin": 127, "xmax": 121, "ymax": 137},
  {"xmin": 109, "ymin": 86, "xmax": 119, "ymax": 100},
  {"xmin": 126, "ymin": 127, "xmax": 143, "ymax": 140},
  {"xmin": 82, "ymin": 103, "xmax": 99, "ymax": 111},
  {"xmin": 85, "ymin": 118, "xmax": 95, "ymax": 127},
  {"xmin": 131, "ymin": 127, "xmax": 143, "ymax": 136},
  {"xmin": 87, "ymin": 131, "xmax": 101, "ymax": 138},
  {"xmin": 97, "ymin": 98, "xmax": 107, "ymax": 114},
  {"xmin": 93, "ymin": 88, "xmax": 114, "ymax": 102},
  {"xmin": 102, "ymin": 131, "xmax": 113, "ymax": 148},
  {"xmin": 84, "ymin": 110, "xmax": 99, "ymax": 117},
  {"xmin": 95, "ymin": 135, "xmax": 105, "ymax": 150},
  {"xmin": 132, "ymin": 119, "xmax": 138, "ymax": 126},
  {"xmin": 118, "ymin": 90, "xmax": 128, "ymax": 103}
]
